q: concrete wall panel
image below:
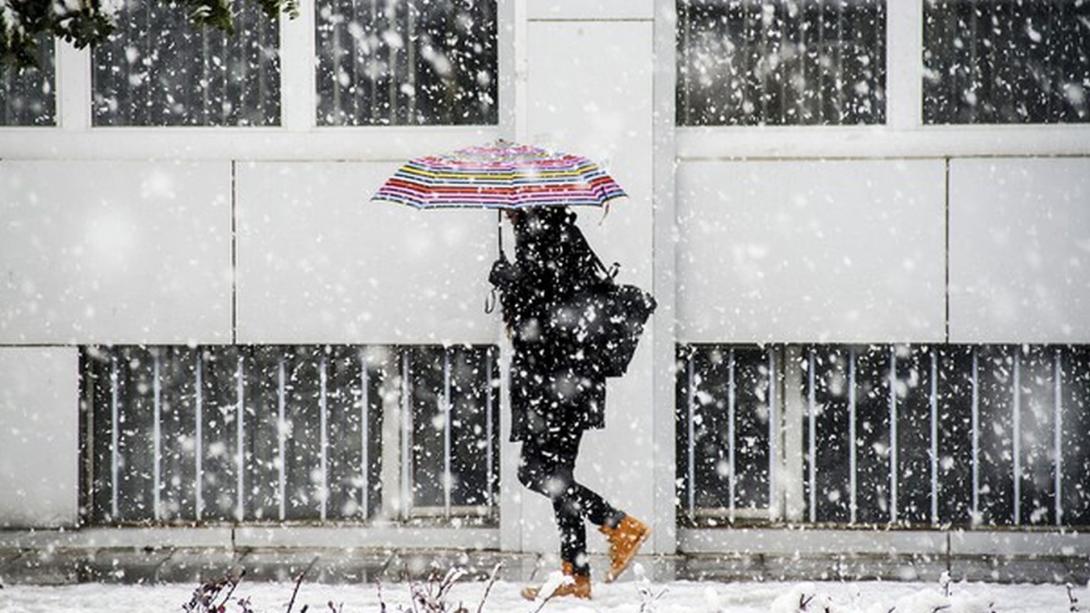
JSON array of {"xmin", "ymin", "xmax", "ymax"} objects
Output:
[
  {"xmin": 527, "ymin": 0, "xmax": 654, "ymax": 20},
  {"xmin": 235, "ymin": 162, "xmax": 498, "ymax": 344},
  {"xmin": 0, "ymin": 161, "xmax": 231, "ymax": 344},
  {"xmin": 524, "ymin": 20, "xmax": 655, "ymax": 554},
  {"xmin": 0, "ymin": 347, "xmax": 79, "ymax": 528},
  {"xmin": 949, "ymin": 158, "xmax": 1090, "ymax": 343},
  {"xmin": 677, "ymin": 159, "xmax": 947, "ymax": 344}
]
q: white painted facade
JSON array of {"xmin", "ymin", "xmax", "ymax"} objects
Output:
[{"xmin": 2, "ymin": 0, "xmax": 1090, "ymax": 566}]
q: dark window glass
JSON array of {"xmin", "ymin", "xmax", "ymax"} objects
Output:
[
  {"xmin": 923, "ymin": 0, "xmax": 1090, "ymax": 124},
  {"xmin": 679, "ymin": 343, "xmax": 1090, "ymax": 528},
  {"xmin": 81, "ymin": 344, "xmax": 498, "ymax": 525},
  {"xmin": 315, "ymin": 0, "xmax": 498, "ymax": 126},
  {"xmin": 0, "ymin": 35, "xmax": 55, "ymax": 126},
  {"xmin": 677, "ymin": 345, "xmax": 773, "ymax": 524},
  {"xmin": 676, "ymin": 0, "xmax": 887, "ymax": 126},
  {"xmin": 92, "ymin": 0, "xmax": 281, "ymax": 126}
]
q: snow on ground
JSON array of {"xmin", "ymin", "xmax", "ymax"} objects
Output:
[{"xmin": 0, "ymin": 578, "xmax": 1079, "ymax": 613}]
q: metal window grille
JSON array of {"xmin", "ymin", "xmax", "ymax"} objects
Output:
[
  {"xmin": 0, "ymin": 34, "xmax": 55, "ymax": 126},
  {"xmin": 91, "ymin": 0, "xmax": 281, "ymax": 126},
  {"xmin": 80, "ymin": 344, "xmax": 499, "ymax": 525},
  {"xmin": 923, "ymin": 0, "xmax": 1090, "ymax": 124},
  {"xmin": 678, "ymin": 343, "xmax": 1090, "ymax": 528},
  {"xmin": 676, "ymin": 345, "xmax": 775, "ymax": 522},
  {"xmin": 315, "ymin": 0, "xmax": 498, "ymax": 126},
  {"xmin": 676, "ymin": 0, "xmax": 887, "ymax": 126}
]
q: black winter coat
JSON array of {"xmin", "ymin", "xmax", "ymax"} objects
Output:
[{"xmin": 489, "ymin": 208, "xmax": 608, "ymax": 442}]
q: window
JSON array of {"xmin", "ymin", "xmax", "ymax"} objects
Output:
[
  {"xmin": 81, "ymin": 344, "xmax": 499, "ymax": 525},
  {"xmin": 676, "ymin": 345, "xmax": 775, "ymax": 522},
  {"xmin": 676, "ymin": 0, "xmax": 887, "ymax": 126},
  {"xmin": 0, "ymin": 35, "xmax": 55, "ymax": 126},
  {"xmin": 91, "ymin": 0, "xmax": 281, "ymax": 126},
  {"xmin": 923, "ymin": 0, "xmax": 1090, "ymax": 124},
  {"xmin": 678, "ymin": 344, "xmax": 1090, "ymax": 528},
  {"xmin": 315, "ymin": 0, "xmax": 498, "ymax": 126}
]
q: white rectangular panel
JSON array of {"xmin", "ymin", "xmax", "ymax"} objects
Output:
[
  {"xmin": 0, "ymin": 347, "xmax": 79, "ymax": 528},
  {"xmin": 527, "ymin": 0, "xmax": 654, "ymax": 20},
  {"xmin": 523, "ymin": 21, "xmax": 656, "ymax": 554},
  {"xmin": 949, "ymin": 158, "xmax": 1090, "ymax": 343},
  {"xmin": 677, "ymin": 159, "xmax": 946, "ymax": 343},
  {"xmin": 235, "ymin": 162, "xmax": 498, "ymax": 344},
  {"xmin": 0, "ymin": 161, "xmax": 231, "ymax": 344}
]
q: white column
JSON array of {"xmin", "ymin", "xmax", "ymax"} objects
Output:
[
  {"xmin": 380, "ymin": 349, "xmax": 403, "ymax": 521},
  {"xmin": 0, "ymin": 347, "xmax": 80, "ymax": 528},
  {"xmin": 280, "ymin": 0, "xmax": 317, "ymax": 130},
  {"xmin": 651, "ymin": 0, "xmax": 680, "ymax": 553},
  {"xmin": 886, "ymin": 0, "xmax": 923, "ymax": 130},
  {"xmin": 889, "ymin": 346, "xmax": 899, "ymax": 523},
  {"xmin": 57, "ymin": 39, "xmax": 91, "ymax": 129},
  {"xmin": 236, "ymin": 354, "xmax": 245, "ymax": 522},
  {"xmin": 1054, "ymin": 349, "xmax": 1063, "ymax": 526},
  {"xmin": 848, "ymin": 346, "xmax": 858, "ymax": 524},
  {"xmin": 728, "ymin": 348, "xmax": 736, "ymax": 522},
  {"xmin": 783, "ymin": 345, "xmax": 806, "ymax": 522}
]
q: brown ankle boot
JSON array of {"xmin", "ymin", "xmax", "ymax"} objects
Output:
[
  {"xmin": 600, "ymin": 514, "xmax": 651, "ymax": 583},
  {"xmin": 520, "ymin": 562, "xmax": 591, "ymax": 601}
]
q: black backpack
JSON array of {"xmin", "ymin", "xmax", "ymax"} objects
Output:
[{"xmin": 548, "ymin": 228, "xmax": 657, "ymax": 378}]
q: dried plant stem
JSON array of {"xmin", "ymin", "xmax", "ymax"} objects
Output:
[
  {"xmin": 475, "ymin": 563, "xmax": 503, "ymax": 613},
  {"xmin": 286, "ymin": 556, "xmax": 320, "ymax": 613}
]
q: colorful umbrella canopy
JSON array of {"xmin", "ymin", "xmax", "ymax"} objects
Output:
[{"xmin": 370, "ymin": 140, "xmax": 627, "ymax": 209}]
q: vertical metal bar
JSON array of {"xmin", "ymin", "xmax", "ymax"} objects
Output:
[
  {"xmin": 319, "ymin": 352, "xmax": 329, "ymax": 522},
  {"xmin": 405, "ymin": 0, "xmax": 416, "ymax": 121},
  {"xmin": 443, "ymin": 348, "xmax": 452, "ymax": 519},
  {"xmin": 401, "ymin": 350, "xmax": 413, "ymax": 519},
  {"xmin": 110, "ymin": 354, "xmax": 119, "ymax": 519},
  {"xmin": 768, "ymin": 346, "xmax": 779, "ymax": 520},
  {"xmin": 686, "ymin": 350, "xmax": 696, "ymax": 517},
  {"xmin": 277, "ymin": 355, "xmax": 287, "ymax": 522},
  {"xmin": 807, "ymin": 347, "xmax": 816, "ymax": 523},
  {"xmin": 971, "ymin": 346, "xmax": 980, "ymax": 524},
  {"xmin": 195, "ymin": 351, "xmax": 204, "ymax": 521},
  {"xmin": 485, "ymin": 347, "xmax": 495, "ymax": 509},
  {"xmin": 930, "ymin": 348, "xmax": 939, "ymax": 525},
  {"xmin": 361, "ymin": 349, "xmax": 370, "ymax": 518},
  {"xmin": 153, "ymin": 351, "xmax": 162, "ymax": 521},
  {"xmin": 1054, "ymin": 348, "xmax": 1063, "ymax": 526},
  {"xmin": 1012, "ymin": 348, "xmax": 1021, "ymax": 525},
  {"xmin": 728, "ymin": 347, "xmax": 737, "ymax": 522},
  {"xmin": 890, "ymin": 346, "xmax": 899, "ymax": 523},
  {"xmin": 848, "ymin": 345, "xmax": 857, "ymax": 524},
  {"xmin": 236, "ymin": 354, "xmax": 245, "ymax": 521}
]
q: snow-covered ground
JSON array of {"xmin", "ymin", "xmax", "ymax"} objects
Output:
[{"xmin": 0, "ymin": 576, "xmax": 1079, "ymax": 613}]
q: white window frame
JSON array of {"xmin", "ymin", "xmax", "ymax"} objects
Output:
[
  {"xmin": 676, "ymin": 0, "xmax": 1090, "ymax": 160},
  {"xmin": 0, "ymin": 0, "xmax": 506, "ymax": 160}
]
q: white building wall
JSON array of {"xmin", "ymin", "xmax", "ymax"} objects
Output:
[
  {"xmin": 235, "ymin": 161, "xmax": 497, "ymax": 345},
  {"xmin": 0, "ymin": 160, "xmax": 231, "ymax": 345},
  {"xmin": 677, "ymin": 159, "xmax": 947, "ymax": 344},
  {"xmin": 1, "ymin": 2, "xmax": 1090, "ymax": 553},
  {"xmin": 520, "ymin": 17, "xmax": 657, "ymax": 556},
  {"xmin": 949, "ymin": 158, "xmax": 1090, "ymax": 344},
  {"xmin": 0, "ymin": 347, "xmax": 79, "ymax": 528}
]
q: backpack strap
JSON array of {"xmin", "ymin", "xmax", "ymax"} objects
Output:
[{"xmin": 571, "ymin": 221, "xmax": 620, "ymax": 282}]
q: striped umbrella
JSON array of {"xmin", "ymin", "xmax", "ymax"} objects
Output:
[{"xmin": 370, "ymin": 140, "xmax": 627, "ymax": 209}]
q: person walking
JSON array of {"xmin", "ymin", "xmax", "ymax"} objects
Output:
[{"xmin": 488, "ymin": 205, "xmax": 650, "ymax": 601}]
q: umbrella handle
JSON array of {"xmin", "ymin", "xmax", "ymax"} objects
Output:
[{"xmin": 496, "ymin": 209, "xmax": 504, "ymax": 257}]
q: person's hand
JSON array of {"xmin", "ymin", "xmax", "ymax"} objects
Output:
[{"xmin": 489, "ymin": 257, "xmax": 517, "ymax": 288}]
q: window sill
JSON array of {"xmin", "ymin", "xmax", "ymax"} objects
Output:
[
  {"xmin": 677, "ymin": 124, "xmax": 1090, "ymax": 160},
  {"xmin": 0, "ymin": 125, "xmax": 501, "ymax": 160}
]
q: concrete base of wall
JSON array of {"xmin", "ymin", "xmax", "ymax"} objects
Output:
[{"xmin": 2, "ymin": 527, "xmax": 1088, "ymax": 586}]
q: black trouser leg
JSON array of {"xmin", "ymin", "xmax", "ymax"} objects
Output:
[{"xmin": 518, "ymin": 429, "xmax": 625, "ymax": 576}]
